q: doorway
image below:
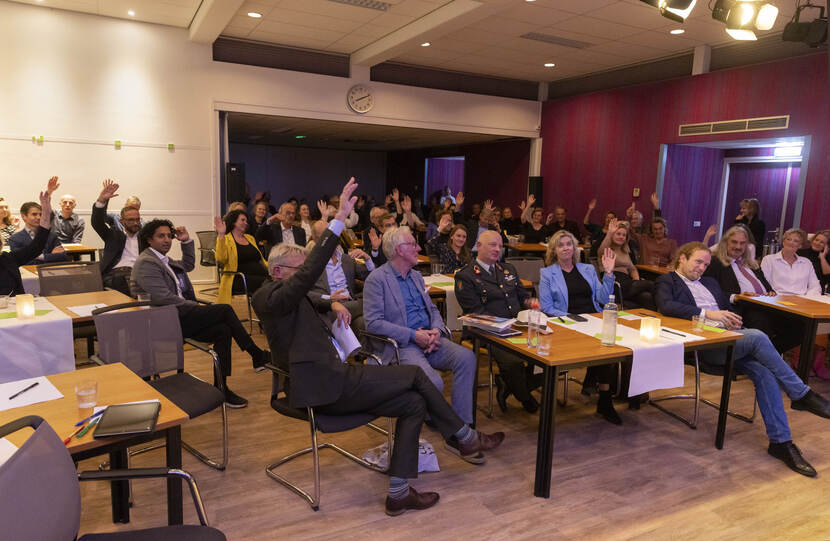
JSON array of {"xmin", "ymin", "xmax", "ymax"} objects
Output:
[{"xmin": 424, "ymin": 156, "xmax": 464, "ymax": 206}]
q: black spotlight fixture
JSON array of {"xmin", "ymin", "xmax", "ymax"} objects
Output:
[
  {"xmin": 782, "ymin": 3, "xmax": 828, "ymax": 47},
  {"xmin": 639, "ymin": 0, "xmax": 697, "ymax": 23}
]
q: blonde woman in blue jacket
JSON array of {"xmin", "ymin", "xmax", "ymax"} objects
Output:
[
  {"xmin": 539, "ymin": 229, "xmax": 622, "ymax": 424},
  {"xmin": 214, "ymin": 209, "xmax": 269, "ymax": 305}
]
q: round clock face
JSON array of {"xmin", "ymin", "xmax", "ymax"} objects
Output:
[{"xmin": 347, "ymin": 84, "xmax": 374, "ymax": 114}]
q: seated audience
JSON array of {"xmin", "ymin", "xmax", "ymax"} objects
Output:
[
  {"xmin": 107, "ymin": 194, "xmax": 145, "ymax": 232},
  {"xmin": 499, "ymin": 206, "xmax": 521, "ymax": 235},
  {"xmin": 0, "ymin": 198, "xmax": 19, "ymax": 244},
  {"xmin": 363, "ymin": 226, "xmax": 478, "ymax": 432},
  {"xmin": 297, "ymin": 202, "xmax": 313, "ymax": 240},
  {"xmin": 548, "ymin": 206, "xmax": 582, "ymax": 239},
  {"xmin": 655, "ymin": 242, "xmax": 830, "ymax": 477},
  {"xmin": 329, "ymin": 193, "xmax": 359, "ymax": 229},
  {"xmin": 52, "ymin": 194, "xmax": 85, "ymax": 244},
  {"xmin": 0, "ymin": 177, "xmax": 57, "ymax": 296},
  {"xmin": 364, "ymin": 211, "xmax": 397, "ymax": 267},
  {"xmin": 426, "ymin": 216, "xmax": 470, "ymax": 273},
  {"xmin": 598, "ymin": 219, "xmax": 656, "ymax": 310},
  {"xmin": 247, "ymin": 199, "xmax": 269, "ymax": 238},
  {"xmin": 797, "ymin": 229, "xmax": 830, "ymax": 291},
  {"xmin": 92, "ymin": 180, "xmax": 142, "ymax": 295},
  {"xmin": 704, "ymin": 225, "xmax": 801, "ymax": 354},
  {"xmin": 583, "ymin": 198, "xmax": 616, "ymax": 244},
  {"xmin": 735, "ymin": 198, "xmax": 765, "ymax": 259},
  {"xmin": 456, "ymin": 230, "xmax": 542, "ymax": 413},
  {"xmin": 539, "ymin": 230, "xmax": 622, "ymax": 424},
  {"xmin": 761, "ymin": 228, "xmax": 821, "ymax": 296},
  {"xmin": 466, "ymin": 202, "xmax": 506, "ymax": 251},
  {"xmin": 9, "ymin": 198, "xmax": 67, "ymax": 265},
  {"xmin": 255, "ymin": 202, "xmax": 306, "ymax": 256},
  {"xmin": 130, "ymin": 219, "xmax": 269, "ymax": 408},
  {"xmin": 252, "ymin": 178, "xmax": 503, "ymax": 515},
  {"xmin": 519, "ymin": 195, "xmax": 549, "ymax": 244},
  {"xmin": 439, "ymin": 186, "xmax": 456, "ymax": 206},
  {"xmin": 213, "ymin": 210, "xmax": 269, "ymax": 304},
  {"xmin": 636, "ymin": 217, "xmax": 677, "ymax": 268}
]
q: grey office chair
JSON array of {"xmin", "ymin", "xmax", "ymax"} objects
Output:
[
  {"xmin": 36, "ymin": 260, "xmax": 103, "ymax": 295},
  {"xmin": 0, "ymin": 415, "xmax": 224, "ymax": 541}
]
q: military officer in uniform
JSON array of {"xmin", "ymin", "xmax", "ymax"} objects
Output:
[{"xmin": 455, "ymin": 230, "xmax": 541, "ymax": 413}]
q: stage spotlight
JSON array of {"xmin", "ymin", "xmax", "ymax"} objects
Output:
[
  {"xmin": 782, "ymin": 3, "xmax": 827, "ymax": 47},
  {"xmin": 639, "ymin": 0, "xmax": 697, "ymax": 23},
  {"xmin": 712, "ymin": 0, "xmax": 779, "ymax": 39}
]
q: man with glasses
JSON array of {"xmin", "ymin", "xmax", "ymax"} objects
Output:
[{"xmin": 91, "ymin": 179, "xmax": 144, "ymax": 295}]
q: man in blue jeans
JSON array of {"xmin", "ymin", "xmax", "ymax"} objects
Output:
[{"xmin": 655, "ymin": 242, "xmax": 830, "ymax": 477}]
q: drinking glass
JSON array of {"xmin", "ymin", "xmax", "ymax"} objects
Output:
[{"xmin": 76, "ymin": 380, "xmax": 98, "ymax": 411}]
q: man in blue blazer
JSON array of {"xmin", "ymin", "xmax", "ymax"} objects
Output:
[
  {"xmin": 363, "ymin": 226, "xmax": 479, "ymax": 461},
  {"xmin": 655, "ymin": 241, "xmax": 830, "ymax": 477},
  {"xmin": 9, "ymin": 201, "xmax": 67, "ymax": 265}
]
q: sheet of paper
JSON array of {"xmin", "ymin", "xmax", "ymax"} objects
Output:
[
  {"xmin": 619, "ymin": 312, "xmax": 642, "ymax": 321},
  {"xmin": 67, "ymin": 303, "xmax": 107, "ymax": 317},
  {"xmin": 331, "ymin": 320, "xmax": 362, "ymax": 360},
  {"xmin": 0, "ymin": 376, "xmax": 64, "ymax": 412},
  {"xmin": 0, "ymin": 438, "xmax": 18, "ymax": 466}
]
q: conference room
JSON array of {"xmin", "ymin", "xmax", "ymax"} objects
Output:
[{"xmin": 1, "ymin": 0, "xmax": 829, "ymax": 539}]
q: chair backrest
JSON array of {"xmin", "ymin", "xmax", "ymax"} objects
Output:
[
  {"xmin": 93, "ymin": 303, "xmax": 184, "ymax": 378},
  {"xmin": 37, "ymin": 261, "xmax": 103, "ymax": 295},
  {"xmin": 196, "ymin": 231, "xmax": 218, "ymax": 267},
  {"xmin": 505, "ymin": 257, "xmax": 545, "ymax": 284},
  {"xmin": 0, "ymin": 416, "xmax": 81, "ymax": 541}
]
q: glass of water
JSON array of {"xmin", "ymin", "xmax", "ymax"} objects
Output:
[{"xmin": 76, "ymin": 380, "xmax": 98, "ymax": 412}]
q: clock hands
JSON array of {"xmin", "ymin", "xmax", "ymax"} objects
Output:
[{"xmin": 355, "ymin": 94, "xmax": 370, "ymax": 103}]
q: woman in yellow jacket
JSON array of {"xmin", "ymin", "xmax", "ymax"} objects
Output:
[{"xmin": 214, "ymin": 209, "xmax": 269, "ymax": 305}]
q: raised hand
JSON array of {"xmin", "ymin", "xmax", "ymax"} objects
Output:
[
  {"xmin": 608, "ymin": 218, "xmax": 619, "ymax": 232},
  {"xmin": 545, "ymin": 213, "xmax": 554, "ymax": 225},
  {"xmin": 438, "ymin": 213, "xmax": 452, "ymax": 232},
  {"xmin": 391, "ymin": 188, "xmax": 400, "ymax": 202},
  {"xmin": 38, "ymin": 180, "xmax": 55, "ymax": 229},
  {"xmin": 98, "ymin": 179, "xmax": 119, "ymax": 203},
  {"xmin": 518, "ymin": 200, "xmax": 526, "ymax": 211},
  {"xmin": 401, "ymin": 195, "xmax": 412, "ymax": 213},
  {"xmin": 213, "ymin": 216, "xmax": 226, "ymax": 235},
  {"xmin": 601, "ymin": 247, "xmax": 616, "ymax": 274},
  {"xmin": 484, "ymin": 199, "xmax": 494, "ymax": 211},
  {"xmin": 587, "ymin": 198, "xmax": 596, "ymax": 211},
  {"xmin": 527, "ymin": 194, "xmax": 536, "ymax": 206},
  {"xmin": 46, "ymin": 176, "xmax": 59, "ymax": 195},
  {"xmin": 455, "ymin": 192, "xmax": 464, "ymax": 207},
  {"xmin": 443, "ymin": 198, "xmax": 452, "ymax": 209},
  {"xmin": 626, "ymin": 202, "xmax": 636, "ymax": 217},
  {"xmin": 348, "ymin": 248, "xmax": 369, "ymax": 260},
  {"xmin": 368, "ymin": 227, "xmax": 381, "ymax": 250},
  {"xmin": 703, "ymin": 224, "xmax": 718, "ymax": 243},
  {"xmin": 316, "ymin": 199, "xmax": 328, "ymax": 218},
  {"xmin": 175, "ymin": 226, "xmax": 190, "ymax": 243},
  {"xmin": 650, "ymin": 192, "xmax": 659, "ymax": 209},
  {"xmin": 334, "ymin": 177, "xmax": 358, "ymax": 223}
]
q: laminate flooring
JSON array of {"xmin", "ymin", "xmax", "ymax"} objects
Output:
[{"xmin": 73, "ymin": 297, "xmax": 830, "ymax": 540}]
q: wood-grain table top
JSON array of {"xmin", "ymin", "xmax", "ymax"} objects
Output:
[
  {"xmin": 0, "ymin": 363, "xmax": 188, "ymax": 454},
  {"xmin": 736, "ymin": 294, "xmax": 830, "ymax": 319},
  {"xmin": 46, "ymin": 290, "xmax": 136, "ymax": 323},
  {"xmin": 63, "ymin": 244, "xmax": 96, "ymax": 253},
  {"xmin": 636, "ymin": 264, "xmax": 672, "ymax": 276}
]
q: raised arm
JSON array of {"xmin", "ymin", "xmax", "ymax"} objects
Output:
[
  {"xmin": 583, "ymin": 198, "xmax": 596, "ymax": 225},
  {"xmin": 520, "ymin": 194, "xmax": 535, "ymax": 224}
]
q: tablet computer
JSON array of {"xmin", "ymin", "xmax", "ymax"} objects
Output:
[{"xmin": 93, "ymin": 401, "xmax": 161, "ymax": 438}]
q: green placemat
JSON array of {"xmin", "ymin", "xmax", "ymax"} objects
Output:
[
  {"xmin": 593, "ymin": 333, "xmax": 622, "ymax": 341},
  {"xmin": 702, "ymin": 325, "xmax": 726, "ymax": 333},
  {"xmin": 430, "ymin": 281, "xmax": 454, "ymax": 287},
  {"xmin": 0, "ymin": 309, "xmax": 52, "ymax": 319},
  {"xmin": 507, "ymin": 337, "xmax": 528, "ymax": 345},
  {"xmin": 551, "ymin": 318, "xmax": 576, "ymax": 325},
  {"xmin": 618, "ymin": 311, "xmax": 632, "ymax": 316}
]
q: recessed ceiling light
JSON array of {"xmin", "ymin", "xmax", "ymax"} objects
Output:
[
  {"xmin": 247, "ymin": 12, "xmax": 262, "ymax": 18},
  {"xmin": 525, "ymin": 0, "xmax": 536, "ymax": 2},
  {"xmin": 670, "ymin": 28, "xmax": 685, "ymax": 34},
  {"xmin": 127, "ymin": 10, "xmax": 135, "ymax": 16},
  {"xmin": 421, "ymin": 42, "xmax": 430, "ymax": 47},
  {"xmin": 544, "ymin": 63, "xmax": 555, "ymax": 67}
]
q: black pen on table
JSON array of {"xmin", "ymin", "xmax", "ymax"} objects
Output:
[
  {"xmin": 661, "ymin": 328, "xmax": 687, "ymax": 338},
  {"xmin": 8, "ymin": 381, "xmax": 39, "ymax": 400}
]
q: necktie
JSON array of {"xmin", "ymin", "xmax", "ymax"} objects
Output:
[{"xmin": 735, "ymin": 259, "xmax": 765, "ymax": 295}]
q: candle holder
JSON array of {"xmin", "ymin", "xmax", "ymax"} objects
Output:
[
  {"xmin": 639, "ymin": 316, "xmax": 661, "ymax": 343},
  {"xmin": 16, "ymin": 294, "xmax": 35, "ymax": 319}
]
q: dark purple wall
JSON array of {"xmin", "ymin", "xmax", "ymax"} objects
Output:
[
  {"xmin": 724, "ymin": 162, "xmax": 801, "ymax": 237},
  {"xmin": 425, "ymin": 157, "xmax": 465, "ymax": 201},
  {"xmin": 662, "ymin": 145, "xmax": 725, "ymax": 244}
]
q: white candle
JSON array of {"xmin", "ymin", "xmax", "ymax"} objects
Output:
[
  {"xmin": 639, "ymin": 317, "xmax": 661, "ymax": 343},
  {"xmin": 16, "ymin": 294, "xmax": 35, "ymax": 319}
]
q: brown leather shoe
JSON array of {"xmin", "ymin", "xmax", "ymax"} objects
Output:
[
  {"xmin": 458, "ymin": 431, "xmax": 505, "ymax": 457},
  {"xmin": 385, "ymin": 487, "xmax": 440, "ymax": 516}
]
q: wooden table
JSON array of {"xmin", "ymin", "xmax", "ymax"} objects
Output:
[
  {"xmin": 63, "ymin": 243, "xmax": 97, "ymax": 261},
  {"xmin": 736, "ymin": 294, "xmax": 830, "ymax": 382},
  {"xmin": 46, "ymin": 290, "xmax": 135, "ymax": 324},
  {"xmin": 467, "ymin": 311, "xmax": 742, "ymax": 498},
  {"xmin": 0, "ymin": 363, "xmax": 189, "ymax": 524},
  {"xmin": 508, "ymin": 242, "xmax": 547, "ymax": 254},
  {"xmin": 636, "ymin": 264, "xmax": 672, "ymax": 279}
]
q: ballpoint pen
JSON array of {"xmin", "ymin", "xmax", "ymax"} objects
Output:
[
  {"xmin": 63, "ymin": 425, "xmax": 85, "ymax": 445},
  {"xmin": 76, "ymin": 416, "xmax": 101, "ymax": 438},
  {"xmin": 75, "ymin": 410, "xmax": 104, "ymax": 427},
  {"xmin": 8, "ymin": 381, "xmax": 39, "ymax": 400}
]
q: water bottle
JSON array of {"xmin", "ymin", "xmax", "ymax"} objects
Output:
[
  {"xmin": 526, "ymin": 306, "xmax": 542, "ymax": 348},
  {"xmin": 601, "ymin": 295, "xmax": 618, "ymax": 347}
]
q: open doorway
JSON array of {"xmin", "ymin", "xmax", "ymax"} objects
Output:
[{"xmin": 424, "ymin": 156, "xmax": 464, "ymax": 206}]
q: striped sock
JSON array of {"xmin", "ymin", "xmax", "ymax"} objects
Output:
[
  {"xmin": 454, "ymin": 424, "xmax": 476, "ymax": 446},
  {"xmin": 388, "ymin": 477, "xmax": 410, "ymax": 500}
]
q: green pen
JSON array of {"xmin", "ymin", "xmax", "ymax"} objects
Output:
[{"xmin": 76, "ymin": 416, "xmax": 101, "ymax": 438}]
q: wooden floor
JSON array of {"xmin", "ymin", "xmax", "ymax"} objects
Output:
[{"xmin": 73, "ymin": 297, "xmax": 830, "ymax": 540}]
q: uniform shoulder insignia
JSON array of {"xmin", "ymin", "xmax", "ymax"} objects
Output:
[
  {"xmin": 473, "ymin": 265, "xmax": 481, "ymax": 275},
  {"xmin": 457, "ymin": 281, "xmax": 462, "ymax": 289}
]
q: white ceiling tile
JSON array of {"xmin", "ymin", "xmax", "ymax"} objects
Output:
[
  {"xmin": 246, "ymin": 29, "xmax": 334, "ymax": 49},
  {"xmin": 326, "ymin": 33, "xmax": 377, "ymax": 53},
  {"xmin": 368, "ymin": 11, "xmax": 416, "ymax": 29},
  {"xmin": 469, "ymin": 16, "xmax": 540, "ymax": 36},
  {"xmin": 587, "ymin": 0, "xmax": 675, "ymax": 30},
  {"xmin": 498, "ymin": 4, "xmax": 579, "ymax": 26},
  {"xmin": 528, "ymin": 0, "xmax": 619, "ymax": 16},
  {"xmin": 228, "ymin": 14, "xmax": 263, "ymax": 30},
  {"xmin": 447, "ymin": 27, "xmax": 513, "ymax": 46},
  {"xmin": 619, "ymin": 29, "xmax": 698, "ymax": 51},
  {"xmin": 277, "ymin": 0, "xmax": 382, "ymax": 23},
  {"xmin": 221, "ymin": 25, "xmax": 254, "ymax": 39},
  {"xmin": 350, "ymin": 23, "xmax": 396, "ymax": 39},
  {"xmin": 388, "ymin": 0, "xmax": 449, "ymax": 18},
  {"xmin": 266, "ymin": 9, "xmax": 366, "ymax": 33},
  {"xmin": 426, "ymin": 38, "xmax": 487, "ymax": 54},
  {"xmin": 551, "ymin": 15, "xmax": 643, "ymax": 40},
  {"xmin": 255, "ymin": 19, "xmax": 346, "ymax": 43}
]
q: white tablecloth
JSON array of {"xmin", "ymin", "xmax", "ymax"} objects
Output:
[
  {"xmin": 423, "ymin": 274, "xmax": 463, "ymax": 331},
  {"xmin": 0, "ymin": 297, "xmax": 74, "ymax": 383},
  {"xmin": 19, "ymin": 267, "xmax": 39, "ymax": 295}
]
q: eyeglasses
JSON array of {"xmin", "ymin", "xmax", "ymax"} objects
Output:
[{"xmin": 400, "ymin": 241, "xmax": 419, "ymax": 248}]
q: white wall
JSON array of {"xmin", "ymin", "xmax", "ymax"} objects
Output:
[{"xmin": 0, "ymin": 1, "xmax": 540, "ymax": 281}]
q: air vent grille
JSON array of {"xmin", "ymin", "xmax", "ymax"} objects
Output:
[
  {"xmin": 678, "ymin": 115, "xmax": 789, "ymax": 136},
  {"xmin": 521, "ymin": 32, "xmax": 593, "ymax": 49},
  {"xmin": 328, "ymin": 0, "xmax": 390, "ymax": 11}
]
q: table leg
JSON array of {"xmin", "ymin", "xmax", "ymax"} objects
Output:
[
  {"xmin": 715, "ymin": 345, "xmax": 735, "ymax": 450},
  {"xmin": 166, "ymin": 426, "xmax": 183, "ymax": 525},
  {"xmin": 471, "ymin": 335, "xmax": 480, "ymax": 429},
  {"xmin": 797, "ymin": 319, "xmax": 818, "ymax": 384},
  {"xmin": 534, "ymin": 364, "xmax": 558, "ymax": 498},
  {"xmin": 109, "ymin": 448, "xmax": 130, "ymax": 523}
]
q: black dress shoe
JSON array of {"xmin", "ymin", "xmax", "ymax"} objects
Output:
[
  {"xmin": 597, "ymin": 391, "xmax": 622, "ymax": 425},
  {"xmin": 444, "ymin": 436, "xmax": 486, "ymax": 465},
  {"xmin": 224, "ymin": 388, "xmax": 248, "ymax": 409},
  {"xmin": 495, "ymin": 375, "xmax": 509, "ymax": 413},
  {"xmin": 768, "ymin": 441, "xmax": 817, "ymax": 477},
  {"xmin": 791, "ymin": 390, "xmax": 830, "ymax": 419},
  {"xmin": 385, "ymin": 487, "xmax": 440, "ymax": 516},
  {"xmin": 522, "ymin": 396, "xmax": 539, "ymax": 414},
  {"xmin": 252, "ymin": 349, "xmax": 270, "ymax": 373}
]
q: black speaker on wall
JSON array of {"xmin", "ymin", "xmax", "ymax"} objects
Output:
[
  {"xmin": 528, "ymin": 176, "xmax": 543, "ymax": 206},
  {"xmin": 225, "ymin": 163, "xmax": 247, "ymax": 206}
]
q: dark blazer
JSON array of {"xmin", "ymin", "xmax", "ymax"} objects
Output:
[
  {"xmin": 8, "ymin": 228, "xmax": 66, "ymax": 265},
  {"xmin": 92, "ymin": 202, "xmax": 128, "ymax": 274},
  {"xmin": 455, "ymin": 261, "xmax": 528, "ymax": 318},
  {"xmin": 308, "ymin": 250, "xmax": 369, "ymax": 317},
  {"xmin": 130, "ymin": 241, "xmax": 198, "ymax": 315},
  {"xmin": 466, "ymin": 220, "xmax": 508, "ymax": 250},
  {"xmin": 255, "ymin": 223, "xmax": 306, "ymax": 257},
  {"xmin": 654, "ymin": 271, "xmax": 730, "ymax": 320},
  {"xmin": 252, "ymin": 228, "xmax": 347, "ymax": 408},
  {"xmin": 361, "ymin": 226, "xmax": 387, "ymax": 267},
  {"xmin": 548, "ymin": 220, "xmax": 582, "ymax": 240},
  {"xmin": 703, "ymin": 257, "xmax": 771, "ymax": 303},
  {"xmin": 0, "ymin": 226, "xmax": 49, "ymax": 295}
]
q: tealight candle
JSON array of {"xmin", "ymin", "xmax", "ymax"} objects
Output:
[
  {"xmin": 639, "ymin": 316, "xmax": 661, "ymax": 343},
  {"xmin": 16, "ymin": 294, "xmax": 35, "ymax": 319}
]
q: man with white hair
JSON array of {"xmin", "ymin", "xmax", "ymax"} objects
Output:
[
  {"xmin": 363, "ymin": 226, "xmax": 479, "ymax": 458},
  {"xmin": 52, "ymin": 194, "xmax": 85, "ymax": 243},
  {"xmin": 107, "ymin": 194, "xmax": 145, "ymax": 233},
  {"xmin": 255, "ymin": 201, "xmax": 306, "ymax": 256},
  {"xmin": 252, "ymin": 178, "xmax": 504, "ymax": 515}
]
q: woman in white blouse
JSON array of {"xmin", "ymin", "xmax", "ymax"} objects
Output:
[{"xmin": 761, "ymin": 228, "xmax": 822, "ymax": 296}]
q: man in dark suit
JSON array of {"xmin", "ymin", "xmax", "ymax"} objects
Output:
[
  {"xmin": 655, "ymin": 241, "xmax": 830, "ymax": 477},
  {"xmin": 455, "ymin": 230, "xmax": 541, "ymax": 413},
  {"xmin": 703, "ymin": 224, "xmax": 801, "ymax": 353},
  {"xmin": 252, "ymin": 178, "xmax": 503, "ymax": 516},
  {"xmin": 0, "ymin": 177, "xmax": 57, "ymax": 296},
  {"xmin": 90, "ymin": 179, "xmax": 142, "ymax": 295},
  {"xmin": 362, "ymin": 209, "xmax": 396, "ymax": 267},
  {"xmin": 9, "ymin": 200, "xmax": 67, "ymax": 265},
  {"xmin": 255, "ymin": 202, "xmax": 306, "ymax": 257},
  {"xmin": 130, "ymin": 218, "xmax": 268, "ymax": 408},
  {"xmin": 547, "ymin": 206, "xmax": 582, "ymax": 239},
  {"xmin": 465, "ymin": 205, "xmax": 506, "ymax": 253}
]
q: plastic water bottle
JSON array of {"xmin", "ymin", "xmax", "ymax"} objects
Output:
[
  {"xmin": 526, "ymin": 305, "xmax": 542, "ymax": 348},
  {"xmin": 601, "ymin": 295, "xmax": 618, "ymax": 346}
]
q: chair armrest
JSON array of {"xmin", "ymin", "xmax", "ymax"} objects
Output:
[
  {"xmin": 79, "ymin": 468, "xmax": 210, "ymax": 526},
  {"xmin": 263, "ymin": 362, "xmax": 288, "ymax": 377},
  {"xmin": 89, "ymin": 354, "xmax": 106, "ymax": 366},
  {"xmin": 358, "ymin": 331, "xmax": 400, "ymax": 365},
  {"xmin": 184, "ymin": 339, "xmax": 224, "ymax": 391}
]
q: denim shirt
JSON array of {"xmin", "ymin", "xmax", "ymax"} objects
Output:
[{"xmin": 391, "ymin": 265, "xmax": 430, "ymax": 335}]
